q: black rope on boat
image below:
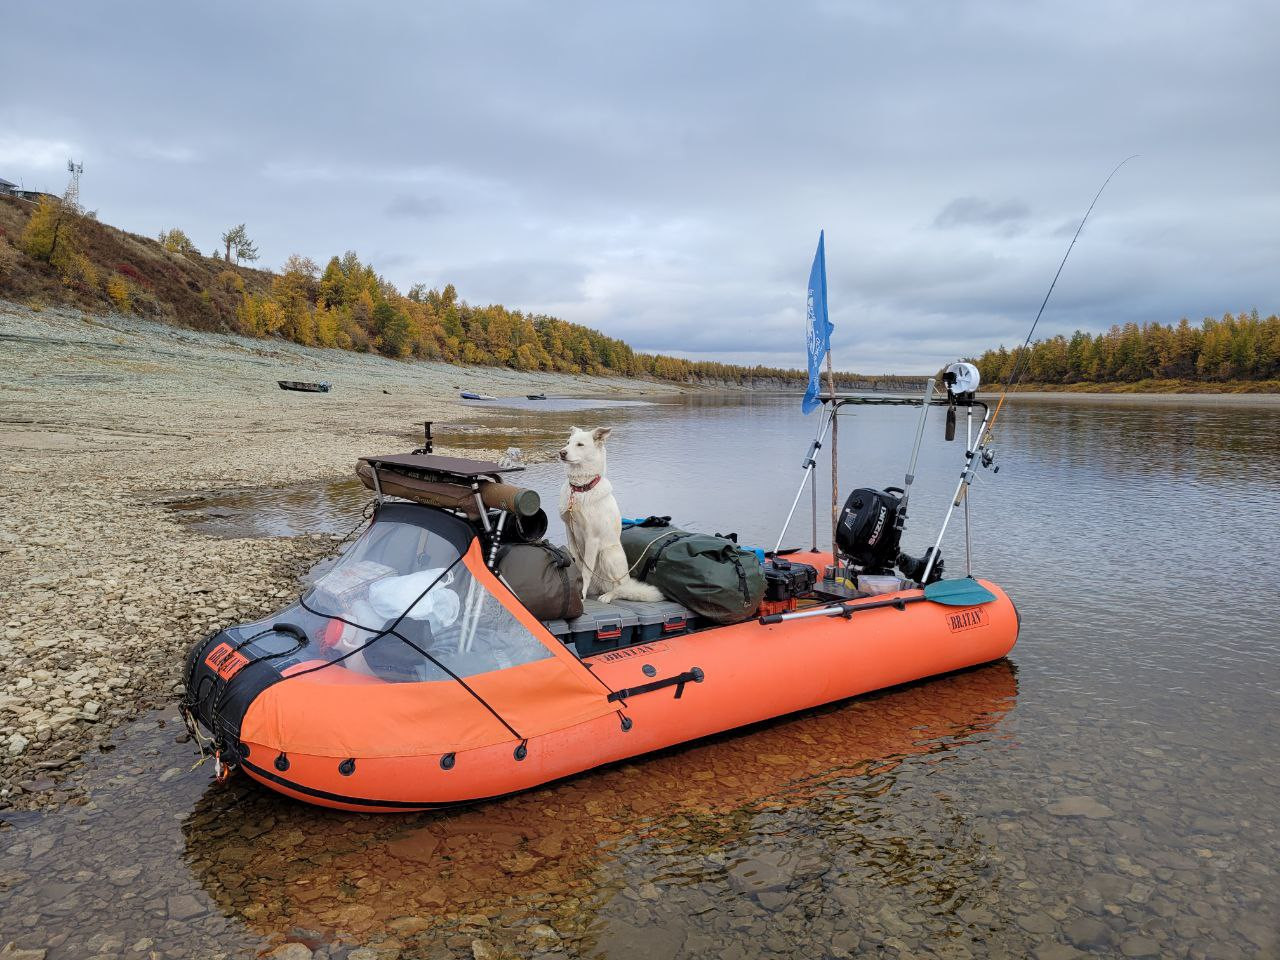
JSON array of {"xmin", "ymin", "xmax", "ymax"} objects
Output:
[{"xmin": 294, "ymin": 555, "xmax": 527, "ymax": 741}]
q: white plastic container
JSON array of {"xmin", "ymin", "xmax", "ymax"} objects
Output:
[{"xmin": 857, "ymin": 575, "xmax": 904, "ymax": 596}]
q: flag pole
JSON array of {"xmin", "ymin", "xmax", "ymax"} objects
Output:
[{"xmin": 825, "ymin": 350, "xmax": 838, "ymax": 563}]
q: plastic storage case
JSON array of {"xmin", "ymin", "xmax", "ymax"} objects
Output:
[
  {"xmin": 543, "ymin": 599, "xmax": 639, "ymax": 656},
  {"xmin": 606, "ymin": 598, "xmax": 699, "ymax": 643},
  {"xmin": 763, "ymin": 558, "xmax": 818, "ymax": 601}
]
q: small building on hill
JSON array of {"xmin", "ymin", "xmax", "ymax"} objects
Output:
[{"xmin": 0, "ymin": 177, "xmax": 18, "ymax": 197}]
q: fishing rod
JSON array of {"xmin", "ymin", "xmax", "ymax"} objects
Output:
[
  {"xmin": 986, "ymin": 154, "xmax": 1139, "ymax": 437},
  {"xmin": 918, "ymin": 155, "xmax": 1137, "ymax": 583}
]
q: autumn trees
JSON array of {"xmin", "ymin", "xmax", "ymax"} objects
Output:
[
  {"xmin": 219, "ymin": 249, "xmax": 892, "ymax": 386},
  {"xmin": 974, "ymin": 312, "xmax": 1280, "ymax": 385},
  {"xmin": 158, "ymin": 228, "xmax": 198, "ymax": 255}
]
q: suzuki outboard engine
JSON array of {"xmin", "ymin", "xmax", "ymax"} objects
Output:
[
  {"xmin": 835, "ymin": 487, "xmax": 905, "ymax": 574},
  {"xmin": 835, "ymin": 485, "xmax": 944, "ymax": 583}
]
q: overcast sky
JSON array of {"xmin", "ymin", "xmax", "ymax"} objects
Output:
[{"xmin": 3, "ymin": 1, "xmax": 1276, "ymax": 373}]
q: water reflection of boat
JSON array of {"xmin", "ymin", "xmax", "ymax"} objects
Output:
[{"xmin": 181, "ymin": 660, "xmax": 1017, "ymax": 949}]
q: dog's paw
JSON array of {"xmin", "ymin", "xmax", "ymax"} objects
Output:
[{"xmin": 599, "ymin": 590, "xmax": 615, "ymax": 604}]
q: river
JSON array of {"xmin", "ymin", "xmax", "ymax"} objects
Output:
[{"xmin": 1, "ymin": 392, "xmax": 1277, "ymax": 959}]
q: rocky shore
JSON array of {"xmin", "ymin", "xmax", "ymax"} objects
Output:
[{"xmin": 0, "ymin": 302, "xmax": 685, "ymax": 809}]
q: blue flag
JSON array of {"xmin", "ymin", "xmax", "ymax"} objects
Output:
[{"xmin": 802, "ymin": 230, "xmax": 833, "ymax": 413}]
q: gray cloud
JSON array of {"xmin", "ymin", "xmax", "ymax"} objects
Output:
[
  {"xmin": 385, "ymin": 194, "xmax": 447, "ymax": 222},
  {"xmin": 2, "ymin": 0, "xmax": 1276, "ymax": 373},
  {"xmin": 934, "ymin": 196, "xmax": 1031, "ymax": 232}
]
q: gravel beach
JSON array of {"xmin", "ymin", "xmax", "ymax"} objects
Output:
[{"xmin": 0, "ymin": 302, "xmax": 684, "ymax": 808}]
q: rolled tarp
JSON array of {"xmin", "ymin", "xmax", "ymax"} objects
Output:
[{"xmin": 355, "ymin": 461, "xmax": 541, "ymax": 518}]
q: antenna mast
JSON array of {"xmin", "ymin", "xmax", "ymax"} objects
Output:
[{"xmin": 64, "ymin": 159, "xmax": 83, "ymax": 212}]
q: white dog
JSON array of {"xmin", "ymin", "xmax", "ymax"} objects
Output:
[{"xmin": 558, "ymin": 426, "xmax": 664, "ymax": 603}]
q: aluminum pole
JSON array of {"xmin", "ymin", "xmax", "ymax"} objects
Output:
[
  {"xmin": 899, "ymin": 378, "xmax": 936, "ymax": 514},
  {"xmin": 964, "ymin": 406, "xmax": 973, "ymax": 576},
  {"xmin": 919, "ymin": 407, "xmax": 992, "ymax": 584},
  {"xmin": 773, "ymin": 406, "xmax": 832, "ymax": 555}
]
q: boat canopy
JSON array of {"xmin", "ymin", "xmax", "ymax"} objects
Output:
[{"xmin": 237, "ymin": 502, "xmax": 615, "ymax": 758}]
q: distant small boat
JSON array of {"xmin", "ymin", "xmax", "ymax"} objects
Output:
[
  {"xmin": 278, "ymin": 380, "xmax": 331, "ymax": 393},
  {"xmin": 526, "ymin": 394, "xmax": 547, "ymax": 400},
  {"xmin": 460, "ymin": 391, "xmax": 496, "ymax": 401}
]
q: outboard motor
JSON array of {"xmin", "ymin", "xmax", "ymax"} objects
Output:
[
  {"xmin": 835, "ymin": 487, "xmax": 905, "ymax": 574},
  {"xmin": 836, "ymin": 485, "xmax": 945, "ymax": 584}
]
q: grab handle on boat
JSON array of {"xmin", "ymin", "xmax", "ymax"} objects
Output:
[
  {"xmin": 606, "ymin": 667, "xmax": 704, "ymax": 704},
  {"xmin": 272, "ymin": 622, "xmax": 308, "ymax": 644}
]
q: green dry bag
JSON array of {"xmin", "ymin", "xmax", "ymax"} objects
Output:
[{"xmin": 620, "ymin": 521, "xmax": 765, "ymax": 624}]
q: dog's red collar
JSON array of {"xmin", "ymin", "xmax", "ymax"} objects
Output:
[{"xmin": 570, "ymin": 476, "xmax": 601, "ymax": 493}]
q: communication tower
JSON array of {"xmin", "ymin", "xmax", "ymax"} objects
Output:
[{"xmin": 64, "ymin": 159, "xmax": 83, "ymax": 211}]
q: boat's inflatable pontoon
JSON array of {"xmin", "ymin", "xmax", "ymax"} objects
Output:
[{"xmin": 183, "ymin": 498, "xmax": 1016, "ymax": 812}]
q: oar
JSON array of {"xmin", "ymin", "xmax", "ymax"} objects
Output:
[
  {"xmin": 759, "ymin": 577, "xmax": 996, "ymax": 624},
  {"xmin": 921, "ymin": 577, "xmax": 997, "ymax": 606}
]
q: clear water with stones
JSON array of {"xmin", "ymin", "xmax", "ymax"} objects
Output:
[{"xmin": 2, "ymin": 393, "xmax": 1277, "ymax": 959}]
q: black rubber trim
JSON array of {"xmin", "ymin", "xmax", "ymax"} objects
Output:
[{"xmin": 242, "ymin": 758, "xmax": 467, "ymax": 809}]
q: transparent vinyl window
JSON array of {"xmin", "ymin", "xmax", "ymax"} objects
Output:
[{"xmin": 288, "ymin": 519, "xmax": 551, "ymax": 682}]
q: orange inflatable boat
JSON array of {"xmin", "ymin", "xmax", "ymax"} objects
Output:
[{"xmin": 182, "ymin": 461, "xmax": 1018, "ymax": 812}]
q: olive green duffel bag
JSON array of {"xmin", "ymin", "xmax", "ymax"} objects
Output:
[
  {"xmin": 620, "ymin": 520, "xmax": 765, "ymax": 623},
  {"xmin": 496, "ymin": 541, "xmax": 584, "ymax": 621}
]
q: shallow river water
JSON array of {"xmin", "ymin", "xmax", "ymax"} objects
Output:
[{"xmin": 3, "ymin": 393, "xmax": 1278, "ymax": 960}]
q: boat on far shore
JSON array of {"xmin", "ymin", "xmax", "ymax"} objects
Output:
[
  {"xmin": 526, "ymin": 393, "xmax": 547, "ymax": 400},
  {"xmin": 460, "ymin": 391, "xmax": 497, "ymax": 400},
  {"xmin": 278, "ymin": 380, "xmax": 331, "ymax": 393}
]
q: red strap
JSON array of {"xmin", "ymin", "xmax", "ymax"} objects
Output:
[{"xmin": 570, "ymin": 476, "xmax": 601, "ymax": 493}]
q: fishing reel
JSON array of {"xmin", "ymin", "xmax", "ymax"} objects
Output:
[{"xmin": 942, "ymin": 362, "xmax": 981, "ymax": 441}]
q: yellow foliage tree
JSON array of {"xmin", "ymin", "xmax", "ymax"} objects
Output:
[
  {"xmin": 106, "ymin": 274, "xmax": 131, "ymax": 312},
  {"xmin": 20, "ymin": 197, "xmax": 81, "ymax": 279}
]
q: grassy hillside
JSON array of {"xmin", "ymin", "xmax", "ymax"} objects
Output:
[
  {"xmin": 0, "ymin": 195, "xmax": 271, "ymax": 329},
  {"xmin": 0, "ymin": 195, "xmax": 920, "ymax": 389}
]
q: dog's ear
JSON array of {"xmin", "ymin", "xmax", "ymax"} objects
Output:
[{"xmin": 592, "ymin": 427, "xmax": 612, "ymax": 444}]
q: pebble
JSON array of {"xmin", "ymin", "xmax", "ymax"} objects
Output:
[
  {"xmin": 1046, "ymin": 796, "xmax": 1115, "ymax": 819},
  {"xmin": 1064, "ymin": 916, "xmax": 1113, "ymax": 949},
  {"xmin": 1119, "ymin": 935, "xmax": 1161, "ymax": 957},
  {"xmin": 266, "ymin": 945, "xmax": 314, "ymax": 960},
  {"xmin": 165, "ymin": 894, "xmax": 206, "ymax": 921},
  {"xmin": 1016, "ymin": 912, "xmax": 1058, "ymax": 935}
]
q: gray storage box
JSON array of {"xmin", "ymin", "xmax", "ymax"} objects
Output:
[
  {"xmin": 543, "ymin": 599, "xmax": 639, "ymax": 656},
  {"xmin": 606, "ymin": 598, "xmax": 699, "ymax": 643}
]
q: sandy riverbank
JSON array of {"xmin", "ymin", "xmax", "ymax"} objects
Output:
[{"xmin": 0, "ymin": 302, "xmax": 688, "ymax": 809}]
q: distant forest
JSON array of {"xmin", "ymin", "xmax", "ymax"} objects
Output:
[
  {"xmin": 0, "ymin": 195, "xmax": 922, "ymax": 389},
  {"xmin": 973, "ymin": 312, "xmax": 1280, "ymax": 386},
  {"xmin": 238, "ymin": 251, "xmax": 876, "ymax": 385}
]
